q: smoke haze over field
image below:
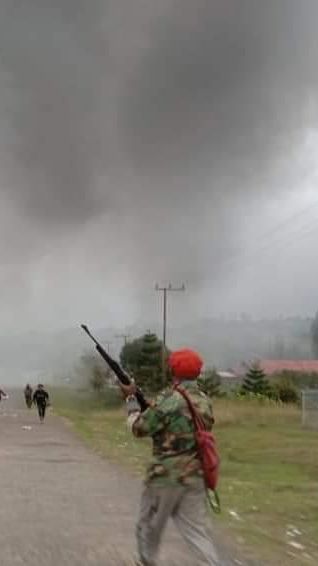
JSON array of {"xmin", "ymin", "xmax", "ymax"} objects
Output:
[{"xmin": 0, "ymin": 1, "xmax": 318, "ymax": 336}]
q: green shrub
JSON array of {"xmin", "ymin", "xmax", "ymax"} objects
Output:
[
  {"xmin": 198, "ymin": 368, "xmax": 221, "ymax": 397},
  {"xmin": 272, "ymin": 370, "xmax": 318, "ymax": 390},
  {"xmin": 233, "ymin": 390, "xmax": 281, "ymax": 405},
  {"xmin": 272, "ymin": 378, "xmax": 299, "ymax": 404}
]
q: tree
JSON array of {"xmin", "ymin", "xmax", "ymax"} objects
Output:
[
  {"xmin": 272, "ymin": 377, "xmax": 299, "ymax": 404},
  {"xmin": 311, "ymin": 311, "xmax": 318, "ymax": 358},
  {"xmin": 120, "ymin": 338, "xmax": 143, "ymax": 372},
  {"xmin": 241, "ymin": 363, "xmax": 270, "ymax": 396},
  {"xmin": 76, "ymin": 353, "xmax": 113, "ymax": 392},
  {"xmin": 139, "ymin": 332, "xmax": 166, "ymax": 392},
  {"xmin": 198, "ymin": 368, "xmax": 221, "ymax": 397},
  {"xmin": 89, "ymin": 365, "xmax": 105, "ymax": 393},
  {"xmin": 120, "ymin": 332, "xmax": 169, "ymax": 393}
]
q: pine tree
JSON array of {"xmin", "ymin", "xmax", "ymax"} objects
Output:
[
  {"xmin": 120, "ymin": 338, "xmax": 143, "ymax": 372},
  {"xmin": 120, "ymin": 332, "xmax": 169, "ymax": 393},
  {"xmin": 241, "ymin": 363, "xmax": 270, "ymax": 395},
  {"xmin": 139, "ymin": 332, "xmax": 165, "ymax": 393}
]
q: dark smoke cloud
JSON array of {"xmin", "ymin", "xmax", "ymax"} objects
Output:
[
  {"xmin": 0, "ymin": 0, "xmax": 110, "ymax": 225},
  {"xmin": 120, "ymin": 0, "xmax": 318, "ymax": 180},
  {"xmin": 1, "ymin": 1, "xmax": 318, "ymax": 224},
  {"xmin": 0, "ymin": 1, "xmax": 318, "ymax": 330}
]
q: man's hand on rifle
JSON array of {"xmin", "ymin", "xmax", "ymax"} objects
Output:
[
  {"xmin": 119, "ymin": 382, "xmax": 137, "ymax": 399},
  {"xmin": 81, "ymin": 325, "xmax": 149, "ymax": 412}
]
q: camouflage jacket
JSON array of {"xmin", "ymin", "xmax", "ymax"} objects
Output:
[{"xmin": 132, "ymin": 380, "xmax": 214, "ymax": 486}]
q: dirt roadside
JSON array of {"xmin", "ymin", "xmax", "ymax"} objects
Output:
[{"xmin": 0, "ymin": 397, "xmax": 259, "ymax": 565}]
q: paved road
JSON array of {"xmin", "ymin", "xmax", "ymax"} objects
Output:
[{"xmin": 0, "ymin": 396, "xmax": 259, "ymax": 566}]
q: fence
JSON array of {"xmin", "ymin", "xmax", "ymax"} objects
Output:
[{"xmin": 302, "ymin": 389, "xmax": 318, "ymax": 429}]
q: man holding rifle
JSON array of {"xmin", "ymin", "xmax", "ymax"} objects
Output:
[{"xmin": 81, "ymin": 325, "xmax": 219, "ymax": 566}]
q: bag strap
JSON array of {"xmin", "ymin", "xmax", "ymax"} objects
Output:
[
  {"xmin": 174, "ymin": 385, "xmax": 206, "ymax": 430},
  {"xmin": 174, "ymin": 384, "xmax": 221, "ymax": 514}
]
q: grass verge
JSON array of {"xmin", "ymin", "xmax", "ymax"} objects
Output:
[{"xmin": 54, "ymin": 388, "xmax": 318, "ymax": 565}]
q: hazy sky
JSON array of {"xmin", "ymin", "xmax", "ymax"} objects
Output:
[{"xmin": 1, "ymin": 0, "xmax": 318, "ymax": 335}]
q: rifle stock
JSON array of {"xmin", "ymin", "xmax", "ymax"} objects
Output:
[{"xmin": 80, "ymin": 325, "xmax": 149, "ymax": 412}]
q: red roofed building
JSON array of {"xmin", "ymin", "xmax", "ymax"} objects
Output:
[
  {"xmin": 234, "ymin": 360, "xmax": 318, "ymax": 378},
  {"xmin": 259, "ymin": 360, "xmax": 318, "ymax": 376}
]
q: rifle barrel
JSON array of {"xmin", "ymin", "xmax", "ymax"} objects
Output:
[{"xmin": 80, "ymin": 324, "xmax": 149, "ymax": 412}]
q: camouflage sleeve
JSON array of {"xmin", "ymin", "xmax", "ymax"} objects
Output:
[
  {"xmin": 131, "ymin": 391, "xmax": 171, "ymax": 438},
  {"xmin": 132, "ymin": 405, "xmax": 165, "ymax": 438}
]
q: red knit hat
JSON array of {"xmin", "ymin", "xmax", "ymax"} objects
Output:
[{"xmin": 168, "ymin": 349, "xmax": 203, "ymax": 380}]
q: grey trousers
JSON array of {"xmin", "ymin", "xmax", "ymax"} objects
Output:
[{"xmin": 136, "ymin": 482, "xmax": 219, "ymax": 565}]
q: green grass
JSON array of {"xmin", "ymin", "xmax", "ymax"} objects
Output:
[
  {"xmin": 54, "ymin": 389, "xmax": 318, "ymax": 565},
  {"xmin": 215, "ymin": 406, "xmax": 318, "ymax": 564}
]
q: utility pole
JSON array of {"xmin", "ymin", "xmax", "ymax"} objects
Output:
[
  {"xmin": 115, "ymin": 334, "xmax": 131, "ymax": 346},
  {"xmin": 104, "ymin": 340, "xmax": 112, "ymax": 354},
  {"xmin": 155, "ymin": 283, "xmax": 185, "ymax": 382}
]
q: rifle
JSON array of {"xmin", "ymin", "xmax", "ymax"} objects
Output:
[{"xmin": 80, "ymin": 324, "xmax": 149, "ymax": 412}]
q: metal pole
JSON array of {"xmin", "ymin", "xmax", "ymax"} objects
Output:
[
  {"xmin": 105, "ymin": 341, "xmax": 112, "ymax": 354},
  {"xmin": 155, "ymin": 283, "xmax": 185, "ymax": 386},
  {"xmin": 162, "ymin": 287, "xmax": 167, "ymax": 379},
  {"xmin": 163, "ymin": 287, "xmax": 167, "ymax": 348},
  {"xmin": 115, "ymin": 334, "xmax": 130, "ymax": 346}
]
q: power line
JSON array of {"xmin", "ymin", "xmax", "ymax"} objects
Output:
[
  {"xmin": 215, "ymin": 199, "xmax": 318, "ymax": 273},
  {"xmin": 213, "ymin": 216, "xmax": 318, "ymax": 290},
  {"xmin": 215, "ymin": 207, "xmax": 318, "ymax": 277},
  {"xmin": 250, "ymin": 199, "xmax": 318, "ymax": 245}
]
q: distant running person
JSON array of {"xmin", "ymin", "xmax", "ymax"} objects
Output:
[
  {"xmin": 0, "ymin": 388, "xmax": 8, "ymax": 401},
  {"xmin": 24, "ymin": 384, "xmax": 33, "ymax": 408},
  {"xmin": 33, "ymin": 384, "xmax": 50, "ymax": 422}
]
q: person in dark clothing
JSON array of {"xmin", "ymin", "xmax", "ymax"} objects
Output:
[
  {"xmin": 24, "ymin": 384, "xmax": 33, "ymax": 408},
  {"xmin": 33, "ymin": 384, "xmax": 50, "ymax": 422},
  {"xmin": 0, "ymin": 388, "xmax": 8, "ymax": 401}
]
